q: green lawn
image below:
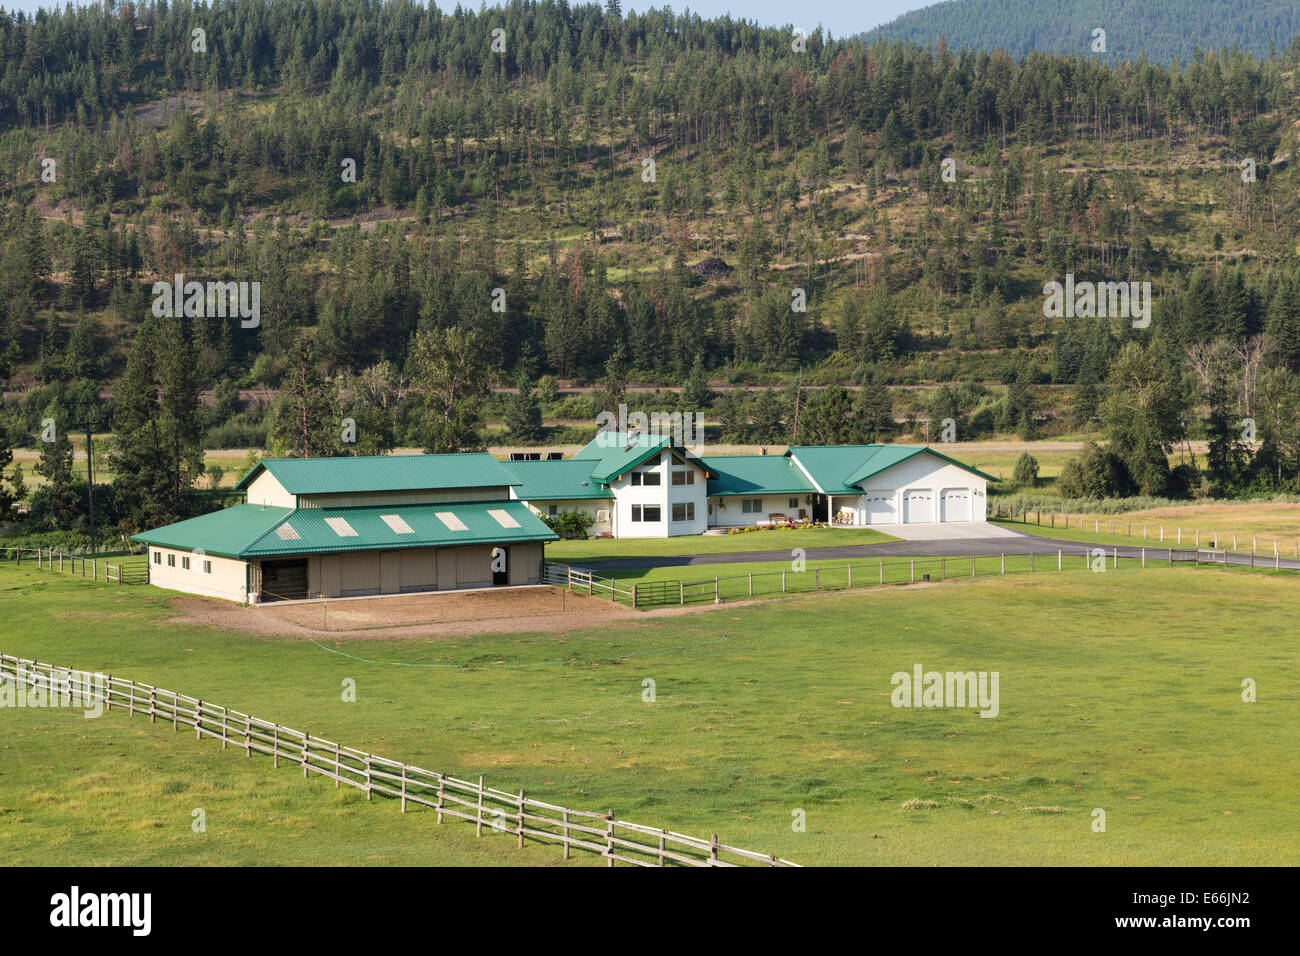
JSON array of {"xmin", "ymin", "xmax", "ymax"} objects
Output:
[
  {"xmin": 546, "ymin": 526, "xmax": 899, "ymax": 565},
  {"xmin": 1, "ymin": 562, "xmax": 1296, "ymax": 866},
  {"xmin": 992, "ymin": 516, "xmax": 1300, "ymax": 556}
]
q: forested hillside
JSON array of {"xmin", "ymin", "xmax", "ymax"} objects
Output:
[
  {"xmin": 862, "ymin": 0, "xmax": 1300, "ymax": 63},
  {"xmin": 2, "ymin": 0, "xmax": 1300, "ymax": 538}
]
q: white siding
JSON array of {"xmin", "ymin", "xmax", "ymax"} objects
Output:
[
  {"xmin": 609, "ymin": 451, "xmax": 706, "ymax": 537},
  {"xmin": 148, "ymin": 547, "xmax": 249, "ymax": 602},
  {"xmin": 245, "ymin": 471, "xmax": 296, "ymax": 508},
  {"xmin": 852, "ymin": 453, "xmax": 988, "ymax": 524}
]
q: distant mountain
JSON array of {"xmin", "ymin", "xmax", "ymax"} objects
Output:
[{"xmin": 861, "ymin": 0, "xmax": 1300, "ymax": 63}]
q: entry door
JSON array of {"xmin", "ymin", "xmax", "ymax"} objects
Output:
[
  {"xmin": 492, "ymin": 547, "xmax": 509, "ymax": 586},
  {"xmin": 940, "ymin": 489, "xmax": 971, "ymax": 522},
  {"xmin": 903, "ymin": 489, "xmax": 933, "ymax": 523}
]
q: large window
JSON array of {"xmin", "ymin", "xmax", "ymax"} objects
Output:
[
  {"xmin": 643, "ymin": 505, "xmax": 661, "ymax": 522},
  {"xmin": 642, "ymin": 471, "xmax": 661, "ymax": 486},
  {"xmin": 671, "ymin": 470, "xmax": 695, "ymax": 486},
  {"xmin": 672, "ymin": 502, "xmax": 695, "ymax": 522},
  {"xmin": 741, "ymin": 498, "xmax": 763, "ymax": 514}
]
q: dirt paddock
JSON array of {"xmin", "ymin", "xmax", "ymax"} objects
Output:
[{"xmin": 169, "ymin": 585, "xmax": 649, "ymax": 639}]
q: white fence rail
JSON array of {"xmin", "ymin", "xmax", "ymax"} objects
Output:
[{"xmin": 0, "ymin": 653, "xmax": 797, "ymax": 868}]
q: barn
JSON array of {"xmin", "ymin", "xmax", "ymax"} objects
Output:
[{"xmin": 132, "ymin": 453, "xmax": 557, "ymax": 603}]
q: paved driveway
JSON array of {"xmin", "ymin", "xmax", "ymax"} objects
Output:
[{"xmin": 572, "ymin": 525, "xmax": 1300, "ymax": 573}]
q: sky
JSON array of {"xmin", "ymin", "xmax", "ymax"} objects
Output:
[{"xmin": 0, "ymin": 0, "xmax": 928, "ymax": 38}]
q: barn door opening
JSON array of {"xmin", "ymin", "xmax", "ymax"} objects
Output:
[
  {"xmin": 261, "ymin": 559, "xmax": 309, "ymax": 601},
  {"xmin": 491, "ymin": 547, "xmax": 509, "ymax": 586}
]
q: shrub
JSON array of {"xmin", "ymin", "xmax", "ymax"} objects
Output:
[
  {"xmin": 1012, "ymin": 452, "xmax": 1040, "ymax": 488},
  {"xmin": 541, "ymin": 510, "xmax": 594, "ymax": 540}
]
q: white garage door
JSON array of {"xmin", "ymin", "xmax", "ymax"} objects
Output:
[
  {"xmin": 903, "ymin": 489, "xmax": 933, "ymax": 523},
  {"xmin": 862, "ymin": 491, "xmax": 896, "ymax": 524},
  {"xmin": 940, "ymin": 488, "xmax": 971, "ymax": 522}
]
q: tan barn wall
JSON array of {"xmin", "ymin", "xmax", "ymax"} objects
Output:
[
  {"xmin": 298, "ymin": 543, "xmax": 542, "ymax": 598},
  {"xmin": 297, "ymin": 487, "xmax": 512, "ymax": 509},
  {"xmin": 245, "ymin": 471, "xmax": 296, "ymax": 508},
  {"xmin": 148, "ymin": 547, "xmax": 248, "ymax": 602}
]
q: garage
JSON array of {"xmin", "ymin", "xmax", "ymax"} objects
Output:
[
  {"xmin": 940, "ymin": 488, "xmax": 971, "ymax": 522},
  {"xmin": 261, "ymin": 559, "xmax": 308, "ymax": 601},
  {"xmin": 862, "ymin": 491, "xmax": 897, "ymax": 524},
  {"xmin": 902, "ymin": 489, "xmax": 934, "ymax": 523}
]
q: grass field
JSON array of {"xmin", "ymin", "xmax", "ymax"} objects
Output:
[
  {"xmin": 546, "ymin": 526, "xmax": 898, "ymax": 565},
  {"xmin": 1, "ymin": 561, "xmax": 1297, "ymax": 866},
  {"xmin": 997, "ymin": 512, "xmax": 1300, "ymax": 556}
]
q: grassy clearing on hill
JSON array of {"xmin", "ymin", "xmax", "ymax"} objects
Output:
[{"xmin": 1, "ymin": 563, "xmax": 1297, "ymax": 866}]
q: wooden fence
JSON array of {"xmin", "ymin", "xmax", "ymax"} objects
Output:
[
  {"xmin": 990, "ymin": 505, "xmax": 1300, "ymax": 558},
  {"xmin": 0, "ymin": 653, "xmax": 797, "ymax": 868},
  {"xmin": 545, "ymin": 543, "xmax": 1295, "ymax": 609},
  {"xmin": 0, "ymin": 547, "xmax": 149, "ymax": 585}
]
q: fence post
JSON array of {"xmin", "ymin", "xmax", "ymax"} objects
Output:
[
  {"xmin": 1001, "ymin": 553, "xmax": 1005, "ymax": 574},
  {"xmin": 714, "ymin": 578, "xmax": 719, "ymax": 604},
  {"xmin": 195, "ymin": 700, "xmax": 202, "ymax": 739},
  {"xmin": 847, "ymin": 564, "xmax": 852, "ymax": 588},
  {"xmin": 632, "ymin": 583, "xmax": 638, "ymax": 608},
  {"xmin": 679, "ymin": 581, "xmax": 684, "ymax": 605},
  {"xmin": 436, "ymin": 774, "xmax": 445, "ymax": 824},
  {"xmin": 940, "ymin": 557, "xmax": 945, "ymax": 580},
  {"xmin": 301, "ymin": 734, "xmax": 309, "ymax": 777},
  {"xmin": 910, "ymin": 560, "xmax": 914, "ymax": 583},
  {"xmin": 748, "ymin": 572, "xmax": 753, "ymax": 596},
  {"xmin": 659, "ymin": 829, "xmax": 667, "ymax": 867},
  {"xmin": 220, "ymin": 706, "xmax": 228, "ymax": 749},
  {"xmin": 710, "ymin": 833, "xmax": 719, "ymax": 866},
  {"xmin": 1141, "ymin": 548, "xmax": 1146, "ymax": 568},
  {"xmin": 607, "ymin": 814, "xmax": 615, "ymax": 868},
  {"xmin": 1058, "ymin": 550, "xmax": 1062, "ymax": 571},
  {"xmin": 365, "ymin": 754, "xmax": 372, "ymax": 799},
  {"xmin": 518, "ymin": 789, "xmax": 525, "ymax": 848},
  {"xmin": 273, "ymin": 725, "xmax": 279, "ymax": 767},
  {"xmin": 476, "ymin": 777, "xmax": 485, "ymax": 837},
  {"xmin": 815, "ymin": 568, "xmax": 819, "ymax": 590},
  {"xmin": 1113, "ymin": 547, "xmax": 1117, "ymax": 569},
  {"xmin": 335, "ymin": 742, "xmax": 342, "ymax": 788},
  {"xmin": 610, "ymin": 579, "xmax": 616, "ymax": 601},
  {"xmin": 1169, "ymin": 548, "xmax": 1173, "ymax": 568},
  {"xmin": 879, "ymin": 561, "xmax": 884, "ymax": 586},
  {"xmin": 562, "ymin": 809, "xmax": 570, "ymax": 859},
  {"xmin": 782, "ymin": 571, "xmax": 786, "ymax": 592},
  {"xmin": 400, "ymin": 765, "xmax": 407, "ymax": 813},
  {"xmin": 971, "ymin": 555, "xmax": 976, "ymax": 577},
  {"xmin": 149, "ymin": 688, "xmax": 156, "ymax": 723}
]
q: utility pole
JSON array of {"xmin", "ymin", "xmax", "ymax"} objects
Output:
[{"xmin": 85, "ymin": 425, "xmax": 96, "ymax": 556}]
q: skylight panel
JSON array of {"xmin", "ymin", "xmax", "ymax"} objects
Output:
[
  {"xmin": 488, "ymin": 508, "xmax": 520, "ymax": 529},
  {"xmin": 435, "ymin": 511, "xmax": 468, "ymax": 532},
  {"xmin": 275, "ymin": 523, "xmax": 300, "ymax": 541},
  {"xmin": 380, "ymin": 514, "xmax": 414, "ymax": 534},
  {"xmin": 324, "ymin": 516, "xmax": 358, "ymax": 537}
]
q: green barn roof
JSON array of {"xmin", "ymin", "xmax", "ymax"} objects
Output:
[
  {"xmin": 505, "ymin": 459, "xmax": 614, "ymax": 500},
  {"xmin": 701, "ymin": 455, "xmax": 817, "ymax": 497},
  {"xmin": 234, "ymin": 453, "xmax": 518, "ymax": 495},
  {"xmin": 132, "ymin": 500, "xmax": 556, "ymax": 558}
]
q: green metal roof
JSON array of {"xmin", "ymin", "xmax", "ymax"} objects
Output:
[
  {"xmin": 701, "ymin": 455, "xmax": 817, "ymax": 497},
  {"xmin": 786, "ymin": 445, "xmax": 999, "ymax": 493},
  {"xmin": 234, "ymin": 453, "xmax": 519, "ymax": 495},
  {"xmin": 132, "ymin": 500, "xmax": 556, "ymax": 559},
  {"xmin": 505, "ymin": 459, "xmax": 613, "ymax": 500},
  {"xmin": 572, "ymin": 431, "xmax": 673, "ymax": 483},
  {"xmin": 131, "ymin": 505, "xmax": 295, "ymax": 558}
]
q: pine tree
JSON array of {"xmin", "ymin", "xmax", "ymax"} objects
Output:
[{"xmin": 504, "ymin": 372, "xmax": 544, "ymax": 442}]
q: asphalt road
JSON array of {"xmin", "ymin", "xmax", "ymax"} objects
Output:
[{"xmin": 575, "ymin": 530, "xmax": 1300, "ymax": 573}]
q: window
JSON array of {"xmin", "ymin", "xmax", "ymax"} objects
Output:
[
  {"xmin": 203, "ymin": 560, "xmax": 212, "ymax": 574},
  {"xmin": 643, "ymin": 505, "xmax": 661, "ymax": 522},
  {"xmin": 631, "ymin": 505, "xmax": 642, "ymax": 522},
  {"xmin": 548, "ymin": 505, "xmax": 558, "ymax": 517},
  {"xmin": 741, "ymin": 498, "xmax": 763, "ymax": 514},
  {"xmin": 642, "ymin": 471, "xmax": 661, "ymax": 486},
  {"xmin": 672, "ymin": 502, "xmax": 695, "ymax": 522},
  {"xmin": 167, "ymin": 554, "xmax": 175, "ymax": 568},
  {"xmin": 630, "ymin": 472, "xmax": 642, "ymax": 486},
  {"xmin": 153, "ymin": 551, "xmax": 161, "ymax": 565},
  {"xmin": 789, "ymin": 497, "xmax": 800, "ymax": 509},
  {"xmin": 181, "ymin": 556, "xmax": 190, "ymax": 570},
  {"xmin": 671, "ymin": 470, "xmax": 695, "ymax": 486}
]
